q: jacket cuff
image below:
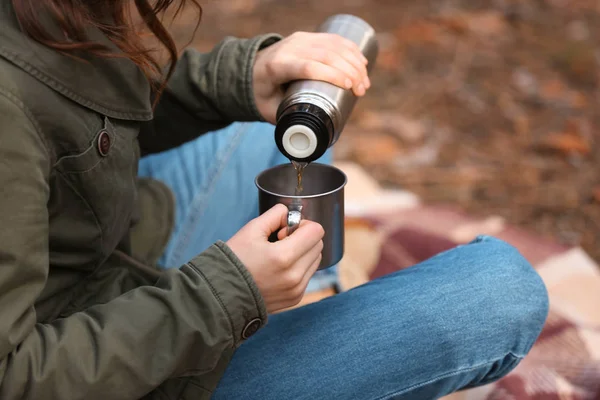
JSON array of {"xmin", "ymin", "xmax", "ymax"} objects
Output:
[
  {"xmin": 187, "ymin": 241, "xmax": 268, "ymax": 346},
  {"xmin": 215, "ymin": 33, "xmax": 282, "ymax": 122}
]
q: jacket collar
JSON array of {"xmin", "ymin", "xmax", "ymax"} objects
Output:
[{"xmin": 0, "ymin": 2, "xmax": 153, "ymax": 121}]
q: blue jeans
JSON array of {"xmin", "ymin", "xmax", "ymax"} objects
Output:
[{"xmin": 139, "ymin": 122, "xmax": 549, "ymax": 399}]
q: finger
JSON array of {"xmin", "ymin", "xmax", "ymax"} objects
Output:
[
  {"xmin": 254, "ymin": 203, "xmax": 289, "ymax": 238},
  {"xmin": 274, "ymin": 220, "xmax": 325, "ymax": 262},
  {"xmin": 314, "ymin": 36, "xmax": 370, "ymax": 88},
  {"xmin": 336, "ymin": 48, "xmax": 370, "ymax": 89},
  {"xmin": 335, "ymin": 35, "xmax": 369, "ymax": 65},
  {"xmin": 277, "ymin": 226, "xmax": 286, "ymax": 241},
  {"xmin": 276, "ymin": 219, "xmax": 312, "ymax": 241},
  {"xmin": 296, "ymin": 243, "xmax": 323, "ymax": 284},
  {"xmin": 288, "ymin": 60, "xmax": 362, "ymax": 95},
  {"xmin": 333, "ymin": 37, "xmax": 372, "ymax": 88},
  {"xmin": 268, "ymin": 242, "xmax": 322, "ymax": 304},
  {"xmin": 297, "ymin": 253, "xmax": 323, "ymax": 292},
  {"xmin": 308, "ymin": 49, "xmax": 367, "ymax": 95},
  {"xmin": 293, "ymin": 239, "xmax": 323, "ymax": 275},
  {"xmin": 313, "ymin": 33, "xmax": 368, "ymax": 63}
]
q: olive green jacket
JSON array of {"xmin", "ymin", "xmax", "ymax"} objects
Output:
[{"xmin": 0, "ymin": 2, "xmax": 281, "ymax": 399}]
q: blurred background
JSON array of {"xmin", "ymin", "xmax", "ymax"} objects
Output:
[{"xmin": 172, "ymin": 0, "xmax": 600, "ymax": 263}]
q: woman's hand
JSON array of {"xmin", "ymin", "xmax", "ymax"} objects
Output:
[
  {"xmin": 226, "ymin": 204, "xmax": 325, "ymax": 313},
  {"xmin": 252, "ymin": 32, "xmax": 371, "ymax": 124}
]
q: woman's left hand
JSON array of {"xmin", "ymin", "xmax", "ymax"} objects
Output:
[{"xmin": 252, "ymin": 32, "xmax": 371, "ymax": 124}]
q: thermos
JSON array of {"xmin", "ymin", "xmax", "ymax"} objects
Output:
[{"xmin": 274, "ymin": 14, "xmax": 379, "ymax": 163}]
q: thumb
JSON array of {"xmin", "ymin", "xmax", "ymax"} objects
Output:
[{"xmin": 254, "ymin": 203, "xmax": 288, "ymax": 238}]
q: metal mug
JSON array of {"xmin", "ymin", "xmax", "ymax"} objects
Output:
[{"xmin": 255, "ymin": 163, "xmax": 346, "ymax": 270}]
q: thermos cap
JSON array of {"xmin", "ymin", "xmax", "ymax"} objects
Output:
[{"xmin": 281, "ymin": 124, "xmax": 318, "ymax": 159}]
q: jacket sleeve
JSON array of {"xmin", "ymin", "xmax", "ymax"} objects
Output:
[
  {"xmin": 0, "ymin": 91, "xmax": 268, "ymax": 399},
  {"xmin": 138, "ymin": 33, "xmax": 282, "ymax": 156}
]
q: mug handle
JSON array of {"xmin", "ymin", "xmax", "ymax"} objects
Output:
[{"xmin": 287, "ymin": 202, "xmax": 302, "ymax": 236}]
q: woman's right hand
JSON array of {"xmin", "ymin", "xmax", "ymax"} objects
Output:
[{"xmin": 226, "ymin": 204, "xmax": 324, "ymax": 313}]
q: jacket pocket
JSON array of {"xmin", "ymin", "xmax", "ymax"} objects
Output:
[
  {"xmin": 55, "ymin": 116, "xmax": 124, "ymax": 172},
  {"xmin": 53, "ymin": 116, "xmax": 138, "ymax": 258}
]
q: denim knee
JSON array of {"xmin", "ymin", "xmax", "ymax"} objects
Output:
[{"xmin": 462, "ymin": 235, "xmax": 549, "ymax": 356}]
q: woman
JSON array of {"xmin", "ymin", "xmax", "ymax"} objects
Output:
[{"xmin": 0, "ymin": 0, "xmax": 548, "ymax": 399}]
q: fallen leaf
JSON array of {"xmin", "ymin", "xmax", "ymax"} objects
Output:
[
  {"xmin": 539, "ymin": 133, "xmax": 590, "ymax": 156},
  {"xmin": 540, "ymin": 79, "xmax": 567, "ymax": 102}
]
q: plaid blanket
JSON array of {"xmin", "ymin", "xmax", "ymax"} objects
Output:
[{"xmin": 334, "ymin": 162, "xmax": 600, "ymax": 400}]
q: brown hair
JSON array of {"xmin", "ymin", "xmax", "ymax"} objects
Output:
[{"xmin": 11, "ymin": 0, "xmax": 202, "ymax": 103}]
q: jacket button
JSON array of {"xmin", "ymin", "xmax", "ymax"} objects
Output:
[
  {"xmin": 241, "ymin": 318, "xmax": 262, "ymax": 339},
  {"xmin": 97, "ymin": 130, "xmax": 111, "ymax": 156}
]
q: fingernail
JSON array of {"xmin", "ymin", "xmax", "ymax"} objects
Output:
[
  {"xmin": 344, "ymin": 78, "xmax": 353, "ymax": 89},
  {"xmin": 357, "ymin": 83, "xmax": 365, "ymax": 95},
  {"xmin": 364, "ymin": 77, "xmax": 371, "ymax": 89}
]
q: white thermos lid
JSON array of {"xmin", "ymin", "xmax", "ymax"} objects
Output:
[{"xmin": 281, "ymin": 124, "xmax": 319, "ymax": 159}]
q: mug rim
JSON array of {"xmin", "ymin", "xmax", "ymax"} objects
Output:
[{"xmin": 255, "ymin": 162, "xmax": 347, "ymax": 199}]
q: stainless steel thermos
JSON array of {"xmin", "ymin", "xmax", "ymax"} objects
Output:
[{"xmin": 274, "ymin": 14, "xmax": 379, "ymax": 163}]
